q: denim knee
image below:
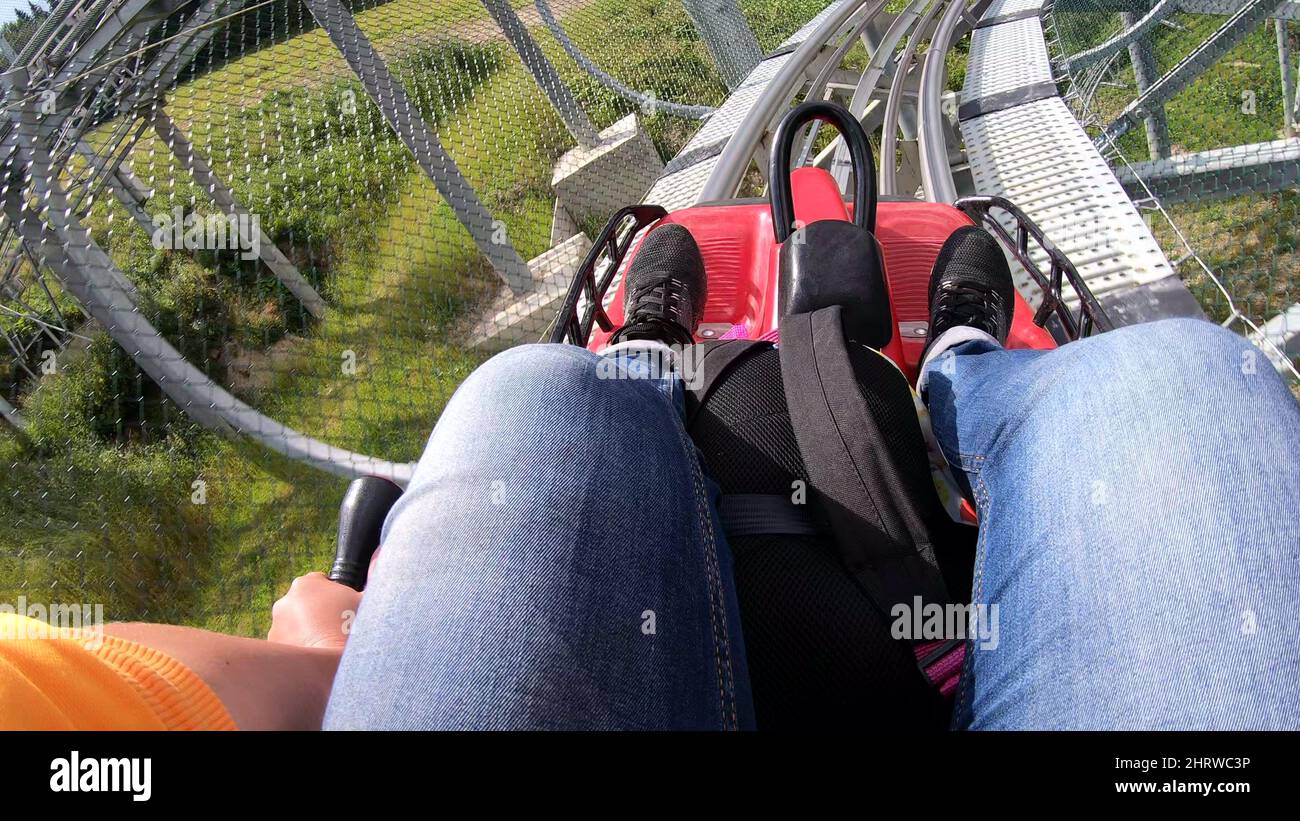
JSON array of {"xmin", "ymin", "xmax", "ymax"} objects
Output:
[
  {"xmin": 459, "ymin": 343, "xmax": 600, "ymax": 397},
  {"xmin": 1042, "ymin": 318, "xmax": 1280, "ymax": 417},
  {"xmin": 1109, "ymin": 317, "xmax": 1256, "ymax": 379}
]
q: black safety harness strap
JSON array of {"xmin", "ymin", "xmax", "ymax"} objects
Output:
[
  {"xmin": 683, "ymin": 339, "xmax": 770, "ymax": 427},
  {"xmin": 777, "ymin": 306, "xmax": 950, "ymax": 614}
]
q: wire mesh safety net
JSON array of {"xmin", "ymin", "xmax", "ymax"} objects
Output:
[
  {"xmin": 1050, "ymin": 0, "xmax": 1300, "ymax": 379},
  {"xmin": 0, "ymin": 0, "xmax": 839, "ymax": 634}
]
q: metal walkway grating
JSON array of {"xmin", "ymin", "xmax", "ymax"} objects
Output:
[
  {"xmin": 983, "ymin": 0, "xmax": 1048, "ymax": 18},
  {"xmin": 960, "ymin": 1, "xmax": 1184, "ymax": 312},
  {"xmin": 964, "ymin": 17, "xmax": 1053, "ymax": 102},
  {"xmin": 963, "ymin": 97, "xmax": 1176, "ymax": 302}
]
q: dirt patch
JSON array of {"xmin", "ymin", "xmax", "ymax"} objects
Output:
[{"xmin": 225, "ymin": 333, "xmax": 307, "ymax": 398}]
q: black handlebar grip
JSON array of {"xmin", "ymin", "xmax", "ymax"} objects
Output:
[
  {"xmin": 769, "ymin": 100, "xmax": 877, "ymax": 243},
  {"xmin": 329, "ymin": 476, "xmax": 404, "ymax": 591}
]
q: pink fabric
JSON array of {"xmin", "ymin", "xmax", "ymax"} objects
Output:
[
  {"xmin": 915, "ymin": 639, "xmax": 966, "ymax": 699},
  {"xmin": 718, "ymin": 323, "xmax": 750, "ymax": 340}
]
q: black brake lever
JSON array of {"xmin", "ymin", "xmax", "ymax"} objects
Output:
[{"xmin": 328, "ymin": 476, "xmax": 404, "ymax": 591}]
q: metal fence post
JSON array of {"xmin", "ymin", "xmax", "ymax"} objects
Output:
[
  {"xmin": 304, "ymin": 0, "xmax": 536, "ymax": 295},
  {"xmin": 681, "ymin": 0, "xmax": 763, "ymax": 90},
  {"xmin": 480, "ymin": 0, "xmax": 601, "ymax": 148},
  {"xmin": 1278, "ymin": 19, "xmax": 1296, "ymax": 137},
  {"xmin": 1122, "ymin": 9, "xmax": 1172, "ymax": 160}
]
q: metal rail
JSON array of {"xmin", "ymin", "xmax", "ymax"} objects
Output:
[
  {"xmin": 917, "ymin": 0, "xmax": 969, "ymax": 204},
  {"xmin": 4, "ymin": 94, "xmax": 417, "ymax": 483},
  {"xmin": 826, "ymin": 0, "xmax": 934, "ymax": 191},
  {"xmin": 696, "ymin": 0, "xmax": 878, "ymax": 202},
  {"xmin": 880, "ymin": 0, "xmax": 945, "ymax": 196}
]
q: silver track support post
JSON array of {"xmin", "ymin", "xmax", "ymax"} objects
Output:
[
  {"xmin": 1122, "ymin": 9, "xmax": 1171, "ymax": 160},
  {"xmin": 1278, "ymin": 19, "xmax": 1296, "ymax": 137},
  {"xmin": 305, "ymin": 0, "xmax": 536, "ymax": 295},
  {"xmin": 680, "ymin": 0, "xmax": 764, "ymax": 91},
  {"xmin": 480, "ymin": 0, "xmax": 601, "ymax": 148}
]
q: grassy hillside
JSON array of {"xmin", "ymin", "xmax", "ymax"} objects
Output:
[
  {"xmin": 0, "ymin": 0, "xmax": 827, "ymax": 634},
  {"xmin": 1063, "ymin": 10, "xmax": 1300, "ymax": 333}
]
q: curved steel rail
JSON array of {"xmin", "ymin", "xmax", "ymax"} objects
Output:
[
  {"xmin": 533, "ymin": 0, "xmax": 716, "ymax": 120},
  {"xmin": 794, "ymin": 3, "xmax": 889, "ymax": 165},
  {"xmin": 880, "ymin": 0, "xmax": 945, "ymax": 196},
  {"xmin": 2, "ymin": 2, "xmax": 417, "ymax": 481},
  {"xmin": 3, "ymin": 130, "xmax": 417, "ymax": 484},
  {"xmin": 689, "ymin": 0, "xmax": 967, "ymax": 207},
  {"xmin": 917, "ymin": 0, "xmax": 968, "ymax": 204},
  {"xmin": 697, "ymin": 0, "xmax": 881, "ymax": 202},
  {"xmin": 9, "ymin": 0, "xmax": 897, "ymax": 475},
  {"xmin": 822, "ymin": 0, "xmax": 933, "ymax": 190}
]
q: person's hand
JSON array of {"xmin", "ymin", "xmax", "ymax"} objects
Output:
[{"xmin": 269, "ymin": 572, "xmax": 362, "ymax": 650}]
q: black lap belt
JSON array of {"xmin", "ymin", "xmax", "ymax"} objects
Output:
[
  {"xmin": 777, "ymin": 306, "xmax": 950, "ymax": 614},
  {"xmin": 717, "ymin": 493, "xmax": 820, "ymax": 539}
]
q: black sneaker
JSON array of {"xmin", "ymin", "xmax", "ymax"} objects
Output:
[
  {"xmin": 609, "ymin": 223, "xmax": 707, "ymax": 347},
  {"xmin": 923, "ymin": 225, "xmax": 1016, "ymax": 358}
]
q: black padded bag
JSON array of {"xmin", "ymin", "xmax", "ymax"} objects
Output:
[{"xmin": 686, "ymin": 327, "xmax": 974, "ymax": 731}]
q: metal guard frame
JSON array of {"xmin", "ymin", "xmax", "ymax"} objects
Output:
[
  {"xmin": 551, "ymin": 195, "xmax": 1115, "ymax": 347},
  {"xmin": 956, "ymin": 195, "xmax": 1115, "ymax": 340},
  {"xmin": 548, "ymin": 204, "xmax": 667, "ymax": 346}
]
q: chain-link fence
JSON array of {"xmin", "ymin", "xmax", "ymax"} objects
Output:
[
  {"xmin": 1051, "ymin": 0, "xmax": 1300, "ymax": 380},
  {"xmin": 0, "ymin": 0, "xmax": 838, "ymax": 635}
]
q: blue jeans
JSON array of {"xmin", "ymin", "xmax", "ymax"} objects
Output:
[
  {"xmin": 325, "ymin": 319, "xmax": 1300, "ymax": 729},
  {"xmin": 325, "ymin": 343, "xmax": 754, "ymax": 730},
  {"xmin": 924, "ymin": 318, "xmax": 1300, "ymax": 729}
]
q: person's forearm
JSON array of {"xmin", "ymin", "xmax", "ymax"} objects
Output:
[{"xmin": 105, "ymin": 623, "xmax": 340, "ymax": 730}]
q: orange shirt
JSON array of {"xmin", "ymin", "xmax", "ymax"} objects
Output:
[{"xmin": 0, "ymin": 614, "xmax": 235, "ymax": 730}]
